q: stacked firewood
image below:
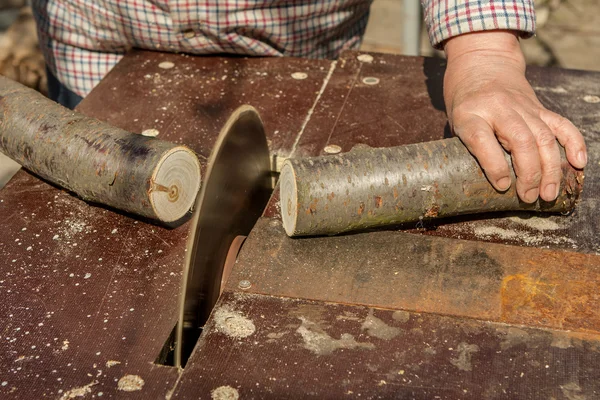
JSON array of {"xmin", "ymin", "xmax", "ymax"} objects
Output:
[{"xmin": 0, "ymin": 6, "xmax": 47, "ymax": 95}]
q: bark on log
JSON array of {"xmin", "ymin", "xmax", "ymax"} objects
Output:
[
  {"xmin": 280, "ymin": 138, "xmax": 584, "ymax": 237},
  {"xmin": 0, "ymin": 75, "xmax": 201, "ymax": 223}
]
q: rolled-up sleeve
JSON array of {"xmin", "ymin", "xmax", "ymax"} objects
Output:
[{"xmin": 420, "ymin": 0, "xmax": 536, "ymax": 48}]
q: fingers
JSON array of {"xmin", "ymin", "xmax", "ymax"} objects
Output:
[
  {"xmin": 540, "ymin": 109, "xmax": 587, "ymax": 169},
  {"xmin": 494, "ymin": 113, "xmax": 542, "ymax": 203},
  {"xmin": 522, "ymin": 116, "xmax": 562, "ymax": 201},
  {"xmin": 453, "ymin": 114, "xmax": 512, "ymax": 191},
  {"xmin": 455, "ymin": 109, "xmax": 579, "ymax": 203}
]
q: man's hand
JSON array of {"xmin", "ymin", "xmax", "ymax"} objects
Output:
[{"xmin": 443, "ymin": 30, "xmax": 587, "ymax": 203}]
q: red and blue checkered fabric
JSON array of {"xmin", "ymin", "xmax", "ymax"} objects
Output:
[
  {"xmin": 32, "ymin": 0, "xmax": 535, "ymax": 97},
  {"xmin": 421, "ymin": 0, "xmax": 535, "ymax": 48}
]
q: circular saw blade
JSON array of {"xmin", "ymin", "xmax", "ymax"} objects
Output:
[{"xmin": 175, "ymin": 105, "xmax": 271, "ymax": 367}]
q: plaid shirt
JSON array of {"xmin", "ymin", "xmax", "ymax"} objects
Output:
[{"xmin": 32, "ymin": 0, "xmax": 535, "ymax": 98}]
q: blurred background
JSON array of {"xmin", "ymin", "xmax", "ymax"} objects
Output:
[
  {"xmin": 362, "ymin": 0, "xmax": 600, "ymax": 72},
  {"xmin": 0, "ymin": 0, "xmax": 46, "ymax": 94},
  {"xmin": 1, "ymin": 0, "xmax": 599, "ymax": 97}
]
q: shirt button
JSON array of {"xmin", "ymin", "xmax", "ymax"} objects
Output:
[{"xmin": 183, "ymin": 30, "xmax": 195, "ymax": 39}]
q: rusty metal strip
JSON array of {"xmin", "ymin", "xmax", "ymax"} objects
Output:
[{"xmin": 228, "ymin": 217, "xmax": 600, "ymax": 334}]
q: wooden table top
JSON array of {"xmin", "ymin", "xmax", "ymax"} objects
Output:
[{"xmin": 1, "ymin": 50, "xmax": 599, "ymax": 399}]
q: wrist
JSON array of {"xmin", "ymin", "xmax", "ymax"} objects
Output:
[{"xmin": 443, "ymin": 30, "xmax": 525, "ymax": 68}]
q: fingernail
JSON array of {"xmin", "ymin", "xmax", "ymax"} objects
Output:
[
  {"xmin": 524, "ymin": 188, "xmax": 539, "ymax": 203},
  {"xmin": 544, "ymin": 184, "xmax": 558, "ymax": 201},
  {"xmin": 496, "ymin": 177, "xmax": 511, "ymax": 191},
  {"xmin": 577, "ymin": 151, "xmax": 587, "ymax": 166}
]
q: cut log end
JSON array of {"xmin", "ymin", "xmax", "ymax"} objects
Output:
[
  {"xmin": 150, "ymin": 146, "xmax": 201, "ymax": 223},
  {"xmin": 280, "ymin": 161, "xmax": 299, "ymax": 237}
]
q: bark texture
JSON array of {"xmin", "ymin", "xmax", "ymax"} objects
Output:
[
  {"xmin": 0, "ymin": 76, "xmax": 201, "ymax": 223},
  {"xmin": 280, "ymin": 137, "xmax": 584, "ymax": 237}
]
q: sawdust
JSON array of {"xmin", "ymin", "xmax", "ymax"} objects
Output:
[
  {"xmin": 106, "ymin": 360, "xmax": 121, "ymax": 368},
  {"xmin": 533, "ymin": 86, "xmax": 568, "ymax": 94},
  {"xmin": 141, "ymin": 129, "xmax": 159, "ymax": 137},
  {"xmin": 211, "ymin": 385, "xmax": 239, "ymax": 400},
  {"xmin": 361, "ymin": 309, "xmax": 401, "ymax": 340},
  {"xmin": 51, "ymin": 195, "xmax": 92, "ymax": 255},
  {"xmin": 266, "ymin": 332, "xmax": 288, "ymax": 340},
  {"xmin": 473, "ymin": 225, "xmax": 574, "ymax": 246},
  {"xmin": 450, "ymin": 342, "xmax": 479, "ymax": 371},
  {"xmin": 392, "ymin": 310, "xmax": 410, "ymax": 323},
  {"xmin": 213, "ymin": 307, "xmax": 255, "ymax": 339},
  {"xmin": 59, "ymin": 380, "xmax": 98, "ymax": 400},
  {"xmin": 474, "ymin": 226, "xmax": 526, "ymax": 241},
  {"xmin": 296, "ymin": 317, "xmax": 375, "ymax": 355},
  {"xmin": 508, "ymin": 216, "xmax": 562, "ymax": 231},
  {"xmin": 583, "ymin": 95, "xmax": 600, "ymax": 103},
  {"xmin": 117, "ymin": 374, "xmax": 144, "ymax": 392},
  {"xmin": 357, "ymin": 54, "xmax": 374, "ymax": 63},
  {"xmin": 61, "ymin": 218, "xmax": 88, "ymax": 238},
  {"xmin": 158, "ymin": 61, "xmax": 175, "ymax": 70}
]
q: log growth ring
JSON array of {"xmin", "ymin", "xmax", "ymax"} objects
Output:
[{"xmin": 150, "ymin": 146, "xmax": 201, "ymax": 222}]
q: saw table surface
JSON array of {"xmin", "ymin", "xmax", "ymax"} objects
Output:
[{"xmin": 1, "ymin": 50, "xmax": 600, "ymax": 399}]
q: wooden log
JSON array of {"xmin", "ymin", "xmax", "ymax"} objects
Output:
[
  {"xmin": 0, "ymin": 76, "xmax": 201, "ymax": 223},
  {"xmin": 280, "ymin": 138, "xmax": 584, "ymax": 237}
]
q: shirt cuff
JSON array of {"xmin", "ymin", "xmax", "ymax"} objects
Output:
[{"xmin": 421, "ymin": 0, "xmax": 536, "ymax": 49}]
